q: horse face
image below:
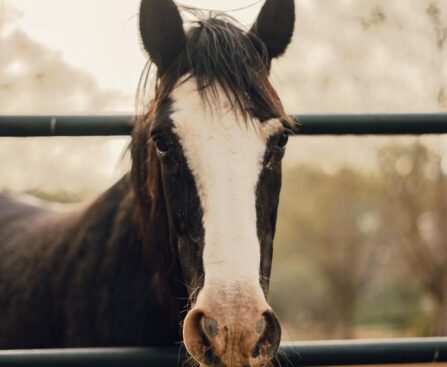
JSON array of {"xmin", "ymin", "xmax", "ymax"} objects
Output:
[{"xmin": 140, "ymin": 1, "xmax": 294, "ymax": 366}]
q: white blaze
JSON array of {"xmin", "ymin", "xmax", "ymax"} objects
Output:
[{"xmin": 171, "ymin": 78, "xmax": 281, "ymax": 296}]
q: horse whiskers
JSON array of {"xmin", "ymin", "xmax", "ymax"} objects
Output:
[
  {"xmin": 183, "ymin": 349, "xmax": 201, "ymax": 367},
  {"xmin": 177, "ymin": 286, "xmax": 200, "ymax": 320},
  {"xmin": 175, "ymin": 341, "xmax": 193, "ymax": 367},
  {"xmin": 275, "ymin": 346, "xmax": 296, "ymax": 367},
  {"xmin": 187, "ymin": 282, "xmax": 203, "ymax": 305}
]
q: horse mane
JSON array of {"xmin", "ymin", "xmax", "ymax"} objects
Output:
[{"xmin": 130, "ymin": 13, "xmax": 294, "ymax": 265}]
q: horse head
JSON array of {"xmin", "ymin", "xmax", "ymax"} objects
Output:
[{"xmin": 134, "ymin": 1, "xmax": 295, "ymax": 365}]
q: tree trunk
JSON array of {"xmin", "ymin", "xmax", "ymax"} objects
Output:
[
  {"xmin": 338, "ymin": 300, "xmax": 355, "ymax": 339},
  {"xmin": 434, "ymin": 292, "xmax": 447, "ymax": 336}
]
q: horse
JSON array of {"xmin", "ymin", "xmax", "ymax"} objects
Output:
[{"xmin": 0, "ymin": 0, "xmax": 295, "ymax": 366}]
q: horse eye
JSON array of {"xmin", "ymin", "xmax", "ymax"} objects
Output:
[
  {"xmin": 153, "ymin": 135, "xmax": 171, "ymax": 155},
  {"xmin": 276, "ymin": 132, "xmax": 289, "ymax": 150}
]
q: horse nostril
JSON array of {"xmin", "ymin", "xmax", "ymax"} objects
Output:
[
  {"xmin": 252, "ymin": 344, "xmax": 262, "ymax": 358},
  {"xmin": 204, "ymin": 347, "xmax": 218, "ymax": 365},
  {"xmin": 183, "ymin": 310, "xmax": 221, "ymax": 365},
  {"xmin": 202, "ymin": 316, "xmax": 219, "ymax": 338},
  {"xmin": 183, "ymin": 310, "xmax": 209, "ymax": 362},
  {"xmin": 252, "ymin": 310, "xmax": 281, "ymax": 360}
]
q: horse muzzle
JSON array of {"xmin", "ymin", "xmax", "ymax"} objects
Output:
[{"xmin": 183, "ymin": 283, "xmax": 281, "ymax": 367}]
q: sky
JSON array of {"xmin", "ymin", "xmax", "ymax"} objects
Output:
[
  {"xmin": 8, "ymin": 0, "xmax": 265, "ymax": 100},
  {"xmin": 6, "ymin": 0, "xmax": 447, "ymax": 114}
]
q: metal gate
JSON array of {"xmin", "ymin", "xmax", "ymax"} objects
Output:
[{"xmin": 1, "ymin": 113, "xmax": 447, "ymax": 366}]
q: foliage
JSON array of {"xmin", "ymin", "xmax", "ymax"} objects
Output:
[{"xmin": 272, "ymin": 141, "xmax": 447, "ymax": 339}]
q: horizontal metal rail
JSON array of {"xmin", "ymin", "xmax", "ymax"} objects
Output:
[
  {"xmin": 1, "ymin": 114, "xmax": 447, "ymax": 136},
  {"xmin": 0, "ymin": 338, "xmax": 446, "ymax": 366}
]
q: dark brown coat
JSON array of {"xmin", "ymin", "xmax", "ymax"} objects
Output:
[{"xmin": 0, "ymin": 176, "xmax": 187, "ymax": 348}]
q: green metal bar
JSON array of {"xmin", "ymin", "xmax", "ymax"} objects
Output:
[
  {"xmin": 295, "ymin": 113, "xmax": 447, "ymax": 135},
  {"xmin": 0, "ymin": 115, "xmax": 134, "ymax": 137},
  {"xmin": 0, "ymin": 338, "xmax": 446, "ymax": 366},
  {"xmin": 1, "ymin": 114, "xmax": 447, "ymax": 136},
  {"xmin": 279, "ymin": 338, "xmax": 447, "ymax": 365},
  {"xmin": 0, "ymin": 347, "xmax": 176, "ymax": 367}
]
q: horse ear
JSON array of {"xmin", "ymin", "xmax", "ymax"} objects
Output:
[
  {"xmin": 250, "ymin": 0, "xmax": 295, "ymax": 61},
  {"xmin": 139, "ymin": 0, "xmax": 186, "ymax": 74}
]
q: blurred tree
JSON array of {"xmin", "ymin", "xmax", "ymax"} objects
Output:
[
  {"xmin": 0, "ymin": 2, "xmax": 130, "ymax": 197},
  {"xmin": 378, "ymin": 143, "xmax": 447, "ymax": 335},
  {"xmin": 273, "ymin": 166, "xmax": 379, "ymax": 339},
  {"xmin": 0, "ymin": 2, "xmax": 128, "ymax": 113}
]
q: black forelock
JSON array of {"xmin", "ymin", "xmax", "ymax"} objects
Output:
[
  {"xmin": 138, "ymin": 12, "xmax": 293, "ymax": 126},
  {"xmin": 185, "ymin": 15, "xmax": 270, "ymax": 119}
]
